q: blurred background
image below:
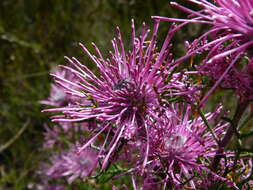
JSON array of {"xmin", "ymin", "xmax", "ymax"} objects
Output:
[{"xmin": 0, "ymin": 0, "xmax": 205, "ymax": 189}]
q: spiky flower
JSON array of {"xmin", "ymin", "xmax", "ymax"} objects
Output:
[
  {"xmin": 42, "ymin": 19, "xmax": 200, "ymax": 169},
  {"xmin": 137, "ymin": 104, "xmax": 228, "ymax": 189},
  {"xmin": 152, "ymin": 0, "xmax": 253, "ymax": 104},
  {"xmin": 43, "ymin": 20, "xmax": 190, "ymax": 129},
  {"xmin": 42, "ymin": 145, "xmax": 98, "ymax": 184},
  {"xmin": 154, "ymin": 0, "xmax": 253, "ymax": 62},
  {"xmin": 39, "ymin": 67, "xmax": 83, "ymax": 107},
  {"xmin": 42, "ymin": 122, "xmax": 88, "ymax": 149},
  {"xmin": 60, "ymin": 146, "xmax": 98, "ymax": 183},
  {"xmin": 198, "ymin": 45, "xmax": 253, "ymax": 101}
]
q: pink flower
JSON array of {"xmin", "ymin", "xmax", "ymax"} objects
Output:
[
  {"xmin": 42, "ymin": 145, "xmax": 98, "ymax": 184},
  {"xmin": 152, "ymin": 0, "xmax": 253, "ymax": 104},
  {"xmin": 39, "ymin": 66, "xmax": 85, "ymax": 107},
  {"xmin": 42, "ymin": 20, "xmax": 200, "ymax": 170},
  {"xmin": 136, "ymin": 104, "xmax": 228, "ymax": 189},
  {"xmin": 154, "ymin": 0, "xmax": 253, "ymax": 62}
]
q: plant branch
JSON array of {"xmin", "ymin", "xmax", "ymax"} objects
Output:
[
  {"xmin": 0, "ymin": 119, "xmax": 30, "ymax": 153},
  {"xmin": 211, "ymin": 101, "xmax": 249, "ymax": 171},
  {"xmin": 198, "ymin": 107, "xmax": 220, "ymax": 144}
]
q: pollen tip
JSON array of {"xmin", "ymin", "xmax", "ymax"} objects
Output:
[{"xmin": 170, "ymin": 2, "xmax": 177, "ymax": 6}]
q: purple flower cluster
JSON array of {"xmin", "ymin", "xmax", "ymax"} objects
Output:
[
  {"xmin": 157, "ymin": 0, "xmax": 253, "ymax": 60},
  {"xmin": 39, "ymin": 1, "xmax": 253, "ymax": 189},
  {"xmin": 42, "ymin": 20, "xmax": 202, "ymax": 174},
  {"xmin": 44, "ymin": 146, "xmax": 98, "ymax": 184},
  {"xmin": 154, "ymin": 0, "xmax": 253, "ymax": 104}
]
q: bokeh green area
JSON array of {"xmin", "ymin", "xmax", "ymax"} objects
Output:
[{"xmin": 0, "ymin": 0, "xmax": 208, "ymax": 189}]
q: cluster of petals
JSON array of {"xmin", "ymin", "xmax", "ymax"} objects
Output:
[
  {"xmin": 42, "ymin": 146, "xmax": 98, "ymax": 184},
  {"xmin": 38, "ymin": 4, "xmax": 253, "ymax": 186},
  {"xmin": 198, "ymin": 43, "xmax": 253, "ymax": 101},
  {"xmin": 42, "ymin": 19, "xmax": 202, "ymax": 171},
  {"xmin": 131, "ymin": 104, "xmax": 230, "ymax": 189},
  {"xmin": 42, "ymin": 122, "xmax": 88, "ymax": 149},
  {"xmin": 151, "ymin": 0, "xmax": 253, "ymax": 105},
  {"xmin": 43, "ymin": 20, "xmax": 200, "ymax": 127},
  {"xmin": 39, "ymin": 67, "xmax": 83, "ymax": 107},
  {"xmin": 153, "ymin": 0, "xmax": 253, "ymax": 62}
]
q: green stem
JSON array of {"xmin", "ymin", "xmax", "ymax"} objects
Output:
[
  {"xmin": 0, "ymin": 119, "xmax": 30, "ymax": 153},
  {"xmin": 238, "ymin": 112, "xmax": 253, "ymax": 130},
  {"xmin": 211, "ymin": 101, "xmax": 249, "ymax": 171},
  {"xmin": 198, "ymin": 108, "xmax": 220, "ymax": 144},
  {"xmin": 240, "ymin": 129, "xmax": 253, "ymax": 138}
]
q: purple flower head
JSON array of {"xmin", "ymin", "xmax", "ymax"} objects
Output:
[
  {"xmin": 42, "ymin": 124, "xmax": 63, "ymax": 148},
  {"xmin": 42, "ymin": 153, "xmax": 66, "ymax": 179},
  {"xmin": 41, "ymin": 145, "xmax": 98, "ymax": 184},
  {"xmin": 42, "ymin": 122, "xmax": 89, "ymax": 149},
  {"xmin": 43, "ymin": 20, "xmax": 184, "ymax": 131},
  {"xmin": 138, "ymin": 104, "xmax": 227, "ymax": 189},
  {"xmin": 39, "ymin": 66, "xmax": 83, "ymax": 107},
  {"xmin": 42, "ymin": 20, "xmax": 200, "ymax": 169},
  {"xmin": 154, "ymin": 0, "xmax": 253, "ymax": 62},
  {"xmin": 195, "ymin": 41, "xmax": 253, "ymax": 102},
  {"xmin": 61, "ymin": 146, "xmax": 98, "ymax": 184},
  {"xmin": 152, "ymin": 0, "xmax": 253, "ymax": 105}
]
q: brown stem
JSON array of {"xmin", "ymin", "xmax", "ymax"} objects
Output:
[{"xmin": 211, "ymin": 100, "xmax": 249, "ymax": 171}]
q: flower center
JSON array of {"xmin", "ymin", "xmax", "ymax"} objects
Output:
[
  {"xmin": 164, "ymin": 134, "xmax": 187, "ymax": 150},
  {"xmin": 79, "ymin": 157, "xmax": 90, "ymax": 166}
]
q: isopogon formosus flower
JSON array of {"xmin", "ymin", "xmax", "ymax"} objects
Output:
[
  {"xmin": 39, "ymin": 66, "xmax": 83, "ymax": 107},
  {"xmin": 41, "ymin": 145, "xmax": 98, "ymax": 184},
  {"xmin": 42, "ymin": 19, "xmax": 200, "ymax": 170},
  {"xmin": 153, "ymin": 0, "xmax": 253, "ymax": 62},
  {"xmin": 135, "ymin": 104, "xmax": 233, "ymax": 189},
  {"xmin": 152, "ymin": 0, "xmax": 253, "ymax": 106},
  {"xmin": 198, "ymin": 44, "xmax": 253, "ymax": 102}
]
